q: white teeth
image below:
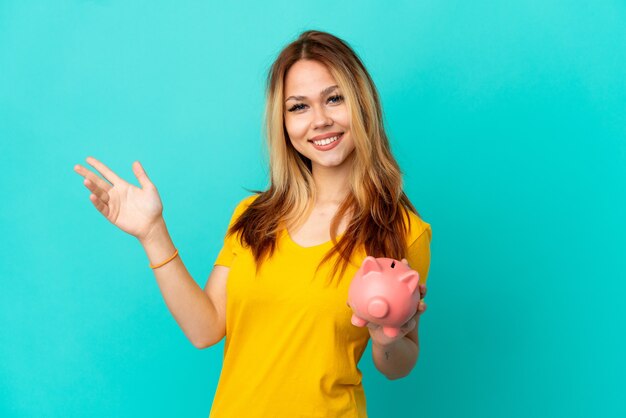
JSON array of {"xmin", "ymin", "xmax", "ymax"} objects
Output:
[{"xmin": 313, "ymin": 135, "xmax": 340, "ymax": 146}]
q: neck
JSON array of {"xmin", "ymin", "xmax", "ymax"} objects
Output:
[{"xmin": 311, "ymin": 154, "xmax": 353, "ymax": 206}]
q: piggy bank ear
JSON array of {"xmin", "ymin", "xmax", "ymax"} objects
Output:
[
  {"xmin": 361, "ymin": 256, "xmax": 381, "ymax": 276},
  {"xmin": 399, "ymin": 270, "xmax": 420, "ymax": 294}
]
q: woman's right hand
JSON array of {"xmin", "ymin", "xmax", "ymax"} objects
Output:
[{"xmin": 74, "ymin": 157, "xmax": 164, "ymax": 241}]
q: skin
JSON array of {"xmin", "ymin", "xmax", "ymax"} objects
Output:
[
  {"xmin": 73, "ymin": 157, "xmax": 163, "ymax": 241},
  {"xmin": 283, "ymin": 59, "xmax": 355, "ymax": 205}
]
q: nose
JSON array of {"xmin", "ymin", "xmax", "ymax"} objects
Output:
[{"xmin": 311, "ymin": 106, "xmax": 332, "ymax": 129}]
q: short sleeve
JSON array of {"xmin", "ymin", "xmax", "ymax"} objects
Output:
[
  {"xmin": 406, "ymin": 222, "xmax": 432, "ymax": 286},
  {"xmin": 214, "ymin": 195, "xmax": 259, "ymax": 267}
]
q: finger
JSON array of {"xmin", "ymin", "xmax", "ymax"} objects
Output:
[
  {"xmin": 132, "ymin": 160, "xmax": 153, "ymax": 189},
  {"xmin": 403, "ymin": 311, "xmax": 419, "ymax": 327},
  {"xmin": 402, "ymin": 318, "xmax": 417, "ymax": 331},
  {"xmin": 366, "ymin": 322, "xmax": 380, "ymax": 330},
  {"xmin": 85, "ymin": 156, "xmax": 123, "ymax": 186},
  {"xmin": 418, "ymin": 302, "xmax": 427, "ymax": 313},
  {"xmin": 74, "ymin": 164, "xmax": 113, "ymax": 192},
  {"xmin": 89, "ymin": 193, "xmax": 110, "ymax": 218},
  {"xmin": 83, "ymin": 178, "xmax": 110, "ymax": 204},
  {"xmin": 419, "ymin": 283, "xmax": 427, "ymax": 299}
]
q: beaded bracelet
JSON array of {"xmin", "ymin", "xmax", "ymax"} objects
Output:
[{"xmin": 149, "ymin": 249, "xmax": 179, "ymax": 269}]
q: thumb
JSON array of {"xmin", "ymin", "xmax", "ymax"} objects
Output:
[{"xmin": 133, "ymin": 160, "xmax": 153, "ymax": 189}]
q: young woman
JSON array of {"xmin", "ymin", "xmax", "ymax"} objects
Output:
[{"xmin": 74, "ymin": 30, "xmax": 432, "ymax": 418}]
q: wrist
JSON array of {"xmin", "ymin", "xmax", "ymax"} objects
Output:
[
  {"xmin": 138, "ymin": 217, "xmax": 178, "ymax": 269},
  {"xmin": 138, "ymin": 217, "xmax": 168, "ymax": 246}
]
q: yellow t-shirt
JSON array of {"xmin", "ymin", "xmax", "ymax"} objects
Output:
[{"xmin": 208, "ymin": 194, "xmax": 432, "ymax": 418}]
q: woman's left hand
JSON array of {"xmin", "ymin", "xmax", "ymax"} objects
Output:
[{"xmin": 367, "ymin": 258, "xmax": 427, "ymax": 347}]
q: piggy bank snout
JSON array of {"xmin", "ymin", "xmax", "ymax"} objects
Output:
[{"xmin": 367, "ymin": 297, "xmax": 389, "ymax": 318}]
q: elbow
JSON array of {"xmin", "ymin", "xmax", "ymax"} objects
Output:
[
  {"xmin": 191, "ymin": 334, "xmax": 224, "ymax": 350},
  {"xmin": 192, "ymin": 339, "xmax": 210, "ymax": 350},
  {"xmin": 192, "ymin": 336, "xmax": 217, "ymax": 349}
]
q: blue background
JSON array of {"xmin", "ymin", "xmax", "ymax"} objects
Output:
[{"xmin": 1, "ymin": 0, "xmax": 625, "ymax": 417}]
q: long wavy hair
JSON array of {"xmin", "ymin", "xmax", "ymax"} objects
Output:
[{"xmin": 228, "ymin": 30, "xmax": 420, "ymax": 286}]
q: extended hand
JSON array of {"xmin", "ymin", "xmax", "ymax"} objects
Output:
[{"xmin": 74, "ymin": 157, "xmax": 164, "ymax": 240}]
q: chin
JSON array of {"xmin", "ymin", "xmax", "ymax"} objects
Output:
[{"xmin": 313, "ymin": 154, "xmax": 353, "ymax": 168}]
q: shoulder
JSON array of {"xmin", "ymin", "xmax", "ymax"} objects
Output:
[
  {"xmin": 232, "ymin": 193, "xmax": 261, "ymax": 215},
  {"xmin": 237, "ymin": 193, "xmax": 260, "ymax": 209},
  {"xmin": 402, "ymin": 207, "xmax": 432, "ymax": 247}
]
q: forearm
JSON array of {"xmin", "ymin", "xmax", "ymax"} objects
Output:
[
  {"xmin": 139, "ymin": 218, "xmax": 218, "ymax": 348},
  {"xmin": 372, "ymin": 323, "xmax": 420, "ymax": 380}
]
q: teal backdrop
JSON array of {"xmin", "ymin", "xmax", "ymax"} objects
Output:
[{"xmin": 1, "ymin": 0, "xmax": 624, "ymax": 417}]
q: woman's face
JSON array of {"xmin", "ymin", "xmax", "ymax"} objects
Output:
[{"xmin": 283, "ymin": 59, "xmax": 355, "ymax": 170}]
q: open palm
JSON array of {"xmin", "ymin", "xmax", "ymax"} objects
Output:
[{"xmin": 74, "ymin": 156, "xmax": 164, "ymax": 240}]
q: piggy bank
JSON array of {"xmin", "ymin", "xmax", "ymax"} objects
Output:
[{"xmin": 347, "ymin": 256, "xmax": 420, "ymax": 338}]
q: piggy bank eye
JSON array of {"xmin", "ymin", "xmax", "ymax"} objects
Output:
[{"xmin": 390, "ymin": 261, "xmax": 396, "ymax": 268}]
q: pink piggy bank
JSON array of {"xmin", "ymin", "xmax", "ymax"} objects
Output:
[{"xmin": 347, "ymin": 256, "xmax": 420, "ymax": 338}]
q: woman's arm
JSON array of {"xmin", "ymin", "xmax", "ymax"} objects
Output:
[
  {"xmin": 372, "ymin": 316, "xmax": 420, "ymax": 380},
  {"xmin": 74, "ymin": 157, "xmax": 224, "ymax": 349},
  {"xmin": 371, "ymin": 225, "xmax": 431, "ymax": 379},
  {"xmin": 141, "ymin": 218, "xmax": 224, "ymax": 349}
]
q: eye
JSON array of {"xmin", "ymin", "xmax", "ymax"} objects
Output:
[
  {"xmin": 286, "ymin": 94, "xmax": 344, "ymax": 113},
  {"xmin": 287, "ymin": 103, "xmax": 306, "ymax": 112},
  {"xmin": 328, "ymin": 94, "xmax": 344, "ymax": 104}
]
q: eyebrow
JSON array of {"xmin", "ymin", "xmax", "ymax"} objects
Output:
[{"xmin": 284, "ymin": 85, "xmax": 339, "ymax": 102}]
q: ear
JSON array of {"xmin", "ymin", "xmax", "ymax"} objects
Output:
[
  {"xmin": 399, "ymin": 270, "xmax": 420, "ymax": 294},
  {"xmin": 361, "ymin": 256, "xmax": 381, "ymax": 276}
]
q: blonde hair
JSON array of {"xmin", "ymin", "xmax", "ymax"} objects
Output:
[{"xmin": 229, "ymin": 30, "xmax": 420, "ymax": 286}]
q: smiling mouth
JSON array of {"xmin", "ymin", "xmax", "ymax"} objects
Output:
[{"xmin": 308, "ymin": 133, "xmax": 344, "ymax": 146}]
